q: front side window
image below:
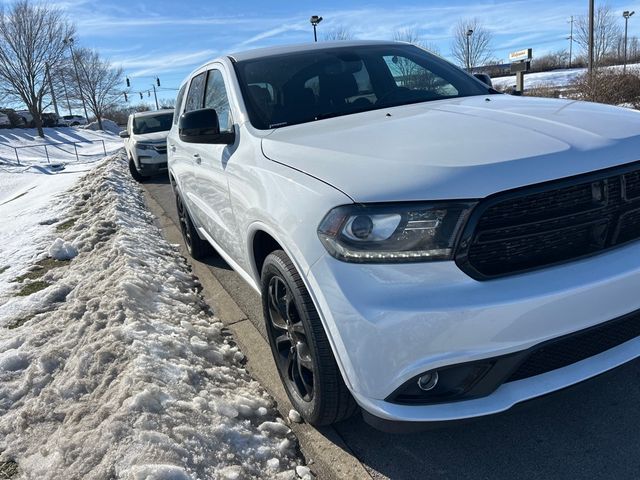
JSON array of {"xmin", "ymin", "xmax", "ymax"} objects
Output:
[
  {"xmin": 204, "ymin": 69, "xmax": 232, "ymax": 131},
  {"xmin": 234, "ymin": 44, "xmax": 493, "ymax": 129},
  {"xmin": 184, "ymin": 72, "xmax": 206, "ymax": 112},
  {"xmin": 173, "ymin": 84, "xmax": 187, "ymax": 125}
]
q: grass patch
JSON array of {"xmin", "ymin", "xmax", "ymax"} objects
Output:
[
  {"xmin": 6, "ymin": 315, "xmax": 34, "ymax": 330},
  {"xmin": 56, "ymin": 218, "xmax": 76, "ymax": 231},
  {"xmin": 0, "ymin": 266, "xmax": 8, "ymax": 275},
  {"xmin": 12, "ymin": 258, "xmax": 70, "ymax": 283},
  {"xmin": 0, "ymin": 460, "xmax": 18, "ymax": 479},
  {"xmin": 16, "ymin": 281, "xmax": 50, "ymax": 297}
]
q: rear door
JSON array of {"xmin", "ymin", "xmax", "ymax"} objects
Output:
[{"xmin": 191, "ymin": 66, "xmax": 241, "ymax": 257}]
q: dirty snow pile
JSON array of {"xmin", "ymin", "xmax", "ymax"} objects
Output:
[{"xmin": 0, "ymin": 153, "xmax": 303, "ymax": 479}]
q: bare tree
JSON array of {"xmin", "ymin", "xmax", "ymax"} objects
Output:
[
  {"xmin": 451, "ymin": 18, "xmax": 493, "ymax": 70},
  {"xmin": 0, "ymin": 1, "xmax": 74, "ymax": 137},
  {"xmin": 393, "ymin": 28, "xmax": 440, "ymax": 54},
  {"xmin": 575, "ymin": 4, "xmax": 620, "ymax": 67},
  {"xmin": 323, "ymin": 26, "xmax": 353, "ymax": 41},
  {"xmin": 69, "ymin": 48, "xmax": 124, "ymax": 130}
]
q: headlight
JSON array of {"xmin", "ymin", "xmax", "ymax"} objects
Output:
[
  {"xmin": 136, "ymin": 143, "xmax": 154, "ymax": 150},
  {"xmin": 317, "ymin": 202, "xmax": 476, "ymax": 263}
]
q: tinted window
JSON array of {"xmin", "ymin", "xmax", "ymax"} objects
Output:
[
  {"xmin": 185, "ymin": 72, "xmax": 206, "ymax": 112},
  {"xmin": 234, "ymin": 44, "xmax": 493, "ymax": 129},
  {"xmin": 173, "ymin": 84, "xmax": 187, "ymax": 125},
  {"xmin": 132, "ymin": 112, "xmax": 174, "ymax": 134},
  {"xmin": 204, "ymin": 69, "xmax": 232, "ymax": 131}
]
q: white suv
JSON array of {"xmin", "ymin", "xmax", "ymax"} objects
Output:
[
  {"xmin": 168, "ymin": 41, "xmax": 640, "ymax": 431},
  {"xmin": 120, "ymin": 110, "xmax": 173, "ymax": 181}
]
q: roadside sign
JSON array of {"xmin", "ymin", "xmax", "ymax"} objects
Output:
[{"xmin": 509, "ymin": 48, "xmax": 533, "ymax": 62}]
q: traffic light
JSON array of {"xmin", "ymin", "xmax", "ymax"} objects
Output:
[
  {"xmin": 156, "ymin": 77, "xmax": 161, "ymax": 87},
  {"xmin": 139, "ymin": 92, "xmax": 143, "ymax": 100},
  {"xmin": 126, "ymin": 77, "xmax": 130, "ymax": 87}
]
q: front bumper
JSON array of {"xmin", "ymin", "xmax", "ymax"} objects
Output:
[
  {"xmin": 305, "ymin": 239, "xmax": 640, "ymax": 423},
  {"xmin": 137, "ymin": 151, "xmax": 167, "ymax": 175}
]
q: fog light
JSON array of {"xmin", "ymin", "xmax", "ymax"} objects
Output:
[{"xmin": 417, "ymin": 371, "xmax": 439, "ymax": 391}]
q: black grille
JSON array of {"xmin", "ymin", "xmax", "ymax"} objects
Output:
[
  {"xmin": 456, "ymin": 162, "xmax": 640, "ymax": 279},
  {"xmin": 154, "ymin": 145, "xmax": 167, "ymax": 154},
  {"xmin": 508, "ymin": 309, "xmax": 640, "ymax": 382}
]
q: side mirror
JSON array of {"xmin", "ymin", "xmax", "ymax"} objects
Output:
[
  {"xmin": 179, "ymin": 108, "xmax": 234, "ymax": 145},
  {"xmin": 474, "ymin": 73, "xmax": 493, "ymax": 88},
  {"xmin": 119, "ymin": 130, "xmax": 129, "ymax": 139}
]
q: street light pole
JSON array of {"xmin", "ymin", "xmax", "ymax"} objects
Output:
[
  {"xmin": 466, "ymin": 29, "xmax": 474, "ymax": 72},
  {"xmin": 623, "ymin": 11, "xmax": 635, "ymax": 74},
  {"xmin": 310, "ymin": 15, "xmax": 323, "ymax": 42},
  {"xmin": 65, "ymin": 37, "xmax": 90, "ymax": 120}
]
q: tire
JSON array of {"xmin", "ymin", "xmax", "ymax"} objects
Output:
[
  {"xmin": 261, "ymin": 250, "xmax": 357, "ymax": 426},
  {"xmin": 129, "ymin": 159, "xmax": 147, "ymax": 182},
  {"xmin": 175, "ymin": 191, "xmax": 212, "ymax": 260}
]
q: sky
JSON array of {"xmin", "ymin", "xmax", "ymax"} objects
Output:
[{"xmin": 34, "ymin": 0, "xmax": 640, "ymax": 107}]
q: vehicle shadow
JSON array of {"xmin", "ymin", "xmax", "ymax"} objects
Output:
[{"xmin": 328, "ymin": 360, "xmax": 640, "ymax": 479}]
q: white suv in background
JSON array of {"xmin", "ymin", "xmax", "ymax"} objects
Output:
[
  {"xmin": 120, "ymin": 109, "xmax": 173, "ymax": 181},
  {"xmin": 168, "ymin": 41, "xmax": 640, "ymax": 431},
  {"xmin": 59, "ymin": 115, "xmax": 87, "ymax": 127}
]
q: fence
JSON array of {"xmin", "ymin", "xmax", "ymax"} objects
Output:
[{"xmin": 8, "ymin": 139, "xmax": 108, "ymax": 165}]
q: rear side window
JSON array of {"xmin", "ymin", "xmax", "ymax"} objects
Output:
[
  {"xmin": 173, "ymin": 84, "xmax": 187, "ymax": 124},
  {"xmin": 204, "ymin": 69, "xmax": 232, "ymax": 132},
  {"xmin": 184, "ymin": 72, "xmax": 206, "ymax": 112}
]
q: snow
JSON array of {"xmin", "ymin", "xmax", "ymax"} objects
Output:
[
  {"xmin": 492, "ymin": 62, "xmax": 640, "ymax": 90},
  {"xmin": 0, "ymin": 149, "xmax": 304, "ymax": 478},
  {"xmin": 288, "ymin": 409, "xmax": 302, "ymax": 424},
  {"xmin": 47, "ymin": 238, "xmax": 78, "ymax": 261},
  {"xmin": 0, "ymin": 127, "xmax": 122, "ymax": 167},
  {"xmin": 82, "ymin": 118, "xmax": 121, "ymax": 135}
]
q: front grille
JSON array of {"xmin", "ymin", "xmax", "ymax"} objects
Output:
[
  {"xmin": 154, "ymin": 145, "xmax": 167, "ymax": 154},
  {"xmin": 456, "ymin": 162, "xmax": 640, "ymax": 279},
  {"xmin": 508, "ymin": 309, "xmax": 640, "ymax": 382}
]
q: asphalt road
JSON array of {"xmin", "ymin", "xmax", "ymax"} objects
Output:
[{"xmin": 143, "ymin": 175, "xmax": 640, "ymax": 480}]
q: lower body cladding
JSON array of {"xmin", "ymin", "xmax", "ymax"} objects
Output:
[
  {"xmin": 305, "ymin": 240, "xmax": 640, "ymax": 431},
  {"xmin": 137, "ymin": 152, "xmax": 167, "ymax": 176}
]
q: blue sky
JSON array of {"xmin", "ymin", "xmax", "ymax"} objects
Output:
[{"xmin": 52, "ymin": 0, "xmax": 640, "ymax": 105}]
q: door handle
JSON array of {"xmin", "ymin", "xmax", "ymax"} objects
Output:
[
  {"xmin": 194, "ymin": 153, "xmax": 201, "ymax": 165},
  {"xmin": 169, "ymin": 144, "xmax": 176, "ymax": 152}
]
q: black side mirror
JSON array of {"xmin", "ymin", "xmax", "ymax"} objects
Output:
[
  {"xmin": 179, "ymin": 108, "xmax": 234, "ymax": 145},
  {"xmin": 473, "ymin": 73, "xmax": 493, "ymax": 88},
  {"xmin": 118, "ymin": 130, "xmax": 129, "ymax": 139}
]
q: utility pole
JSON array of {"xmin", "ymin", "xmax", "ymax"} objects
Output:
[
  {"xmin": 568, "ymin": 16, "xmax": 574, "ymax": 68},
  {"xmin": 624, "ymin": 11, "xmax": 635, "ymax": 74},
  {"xmin": 65, "ymin": 37, "xmax": 90, "ymax": 120},
  {"xmin": 588, "ymin": 0, "xmax": 595, "ymax": 75},
  {"xmin": 152, "ymin": 84, "xmax": 159, "ymax": 110},
  {"xmin": 466, "ymin": 29, "xmax": 474, "ymax": 72},
  {"xmin": 45, "ymin": 63, "xmax": 59, "ymax": 117}
]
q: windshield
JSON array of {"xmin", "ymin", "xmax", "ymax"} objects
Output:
[
  {"xmin": 234, "ymin": 44, "xmax": 494, "ymax": 130},
  {"xmin": 133, "ymin": 112, "xmax": 173, "ymax": 134}
]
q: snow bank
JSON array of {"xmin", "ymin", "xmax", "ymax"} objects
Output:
[
  {"xmin": 82, "ymin": 118, "xmax": 121, "ymax": 135},
  {"xmin": 0, "ymin": 153, "xmax": 303, "ymax": 479}
]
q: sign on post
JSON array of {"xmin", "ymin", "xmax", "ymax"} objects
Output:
[{"xmin": 509, "ymin": 48, "xmax": 533, "ymax": 94}]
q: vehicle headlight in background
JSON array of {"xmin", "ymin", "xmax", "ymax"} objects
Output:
[
  {"xmin": 318, "ymin": 202, "xmax": 476, "ymax": 263},
  {"xmin": 136, "ymin": 143, "xmax": 155, "ymax": 150}
]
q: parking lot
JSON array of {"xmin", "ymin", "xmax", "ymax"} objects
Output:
[{"xmin": 143, "ymin": 175, "xmax": 640, "ymax": 480}]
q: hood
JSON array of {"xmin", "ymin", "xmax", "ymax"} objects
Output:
[
  {"xmin": 261, "ymin": 95, "xmax": 640, "ymax": 202},
  {"xmin": 133, "ymin": 131, "xmax": 169, "ymax": 143}
]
